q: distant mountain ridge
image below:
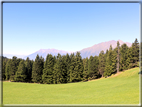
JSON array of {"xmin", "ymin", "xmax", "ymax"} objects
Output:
[
  {"xmin": 6, "ymin": 40, "xmax": 132, "ymax": 60},
  {"xmin": 79, "ymin": 40, "xmax": 132, "ymax": 58},
  {"xmin": 23, "ymin": 49, "xmax": 72, "ymax": 60}
]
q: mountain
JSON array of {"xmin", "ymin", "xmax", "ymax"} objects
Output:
[
  {"xmin": 79, "ymin": 40, "xmax": 132, "ymax": 58},
  {"xmin": 24, "ymin": 40, "xmax": 132, "ymax": 60},
  {"xmin": 23, "ymin": 49, "xmax": 72, "ymax": 60}
]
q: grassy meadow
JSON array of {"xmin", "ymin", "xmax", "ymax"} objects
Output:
[{"xmin": 3, "ymin": 67, "xmax": 140, "ymax": 104}]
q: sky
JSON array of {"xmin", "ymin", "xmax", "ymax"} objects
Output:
[{"xmin": 3, "ymin": 3, "xmax": 140, "ymax": 56}]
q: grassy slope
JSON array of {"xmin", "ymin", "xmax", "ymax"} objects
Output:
[{"xmin": 3, "ymin": 67, "xmax": 140, "ymax": 104}]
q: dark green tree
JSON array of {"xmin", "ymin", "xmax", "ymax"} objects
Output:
[
  {"xmin": 98, "ymin": 50, "xmax": 105, "ymax": 77},
  {"xmin": 131, "ymin": 38, "xmax": 139, "ymax": 67},
  {"xmin": 25, "ymin": 57, "xmax": 33, "ymax": 82},
  {"xmin": 15, "ymin": 60, "xmax": 27, "ymax": 82},
  {"xmin": 69, "ymin": 53, "xmax": 76, "ymax": 82},
  {"xmin": 65, "ymin": 53, "xmax": 71, "ymax": 83},
  {"xmin": 42, "ymin": 54, "xmax": 55, "ymax": 84},
  {"xmin": 117, "ymin": 41, "xmax": 120, "ymax": 73},
  {"xmin": 2, "ymin": 59, "xmax": 6, "ymax": 80},
  {"xmin": 53, "ymin": 54, "xmax": 64, "ymax": 84},
  {"xmin": 83, "ymin": 58, "xmax": 89, "ymax": 81},
  {"xmin": 88, "ymin": 55, "xmax": 99, "ymax": 80},
  {"xmin": 32, "ymin": 55, "xmax": 44, "ymax": 83},
  {"xmin": 5, "ymin": 59, "xmax": 11, "ymax": 80},
  {"xmin": 104, "ymin": 45, "xmax": 116, "ymax": 77},
  {"xmin": 73, "ymin": 52, "xmax": 84, "ymax": 81},
  {"xmin": 119, "ymin": 43, "xmax": 129, "ymax": 71},
  {"xmin": 9, "ymin": 56, "xmax": 18, "ymax": 81}
]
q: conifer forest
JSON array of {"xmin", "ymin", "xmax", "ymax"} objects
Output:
[{"xmin": 2, "ymin": 38, "xmax": 140, "ymax": 84}]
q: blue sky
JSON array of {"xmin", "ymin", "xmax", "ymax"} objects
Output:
[{"xmin": 3, "ymin": 3, "xmax": 140, "ymax": 55}]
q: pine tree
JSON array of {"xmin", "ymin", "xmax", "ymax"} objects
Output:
[
  {"xmin": 131, "ymin": 38, "xmax": 139, "ymax": 67},
  {"xmin": 117, "ymin": 41, "xmax": 120, "ymax": 73},
  {"xmin": 53, "ymin": 53, "xmax": 64, "ymax": 84},
  {"xmin": 119, "ymin": 43, "xmax": 129, "ymax": 71},
  {"xmin": 83, "ymin": 58, "xmax": 89, "ymax": 81},
  {"xmin": 93, "ymin": 56, "xmax": 99, "ymax": 79},
  {"xmin": 5, "ymin": 59, "xmax": 11, "ymax": 80},
  {"xmin": 25, "ymin": 57, "xmax": 33, "ymax": 82},
  {"xmin": 42, "ymin": 54, "xmax": 55, "ymax": 84},
  {"xmin": 98, "ymin": 50, "xmax": 105, "ymax": 77},
  {"xmin": 104, "ymin": 64, "xmax": 113, "ymax": 77},
  {"xmin": 61, "ymin": 55, "xmax": 68, "ymax": 83},
  {"xmin": 9, "ymin": 56, "xmax": 18, "ymax": 81},
  {"xmin": 88, "ymin": 55, "xmax": 99, "ymax": 80},
  {"xmin": 15, "ymin": 60, "xmax": 27, "ymax": 82},
  {"xmin": 69, "ymin": 53, "xmax": 76, "ymax": 82},
  {"xmin": 32, "ymin": 54, "xmax": 44, "ymax": 83},
  {"xmin": 2, "ymin": 59, "xmax": 6, "ymax": 80},
  {"xmin": 74, "ymin": 52, "xmax": 84, "ymax": 81},
  {"xmin": 65, "ymin": 53, "xmax": 71, "ymax": 83},
  {"xmin": 104, "ymin": 45, "xmax": 116, "ymax": 77}
]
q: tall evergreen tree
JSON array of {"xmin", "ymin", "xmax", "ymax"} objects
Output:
[
  {"xmin": 73, "ymin": 52, "xmax": 84, "ymax": 81},
  {"xmin": 69, "ymin": 53, "xmax": 76, "ymax": 82},
  {"xmin": 2, "ymin": 59, "xmax": 6, "ymax": 80},
  {"xmin": 5, "ymin": 59, "xmax": 11, "ymax": 80},
  {"xmin": 32, "ymin": 55, "xmax": 44, "ymax": 83},
  {"xmin": 52, "ymin": 53, "xmax": 64, "ymax": 84},
  {"xmin": 88, "ymin": 56, "xmax": 99, "ymax": 80},
  {"xmin": 65, "ymin": 53, "xmax": 71, "ymax": 83},
  {"xmin": 98, "ymin": 50, "xmax": 105, "ymax": 77},
  {"xmin": 61, "ymin": 55, "xmax": 68, "ymax": 83},
  {"xmin": 93, "ymin": 56, "xmax": 99, "ymax": 79},
  {"xmin": 25, "ymin": 57, "xmax": 33, "ymax": 82},
  {"xmin": 83, "ymin": 58, "xmax": 89, "ymax": 81},
  {"xmin": 104, "ymin": 45, "xmax": 116, "ymax": 77},
  {"xmin": 131, "ymin": 38, "xmax": 139, "ymax": 67},
  {"xmin": 15, "ymin": 60, "xmax": 27, "ymax": 82},
  {"xmin": 42, "ymin": 54, "xmax": 55, "ymax": 84},
  {"xmin": 119, "ymin": 43, "xmax": 129, "ymax": 71},
  {"xmin": 117, "ymin": 41, "xmax": 120, "ymax": 73},
  {"xmin": 9, "ymin": 56, "xmax": 18, "ymax": 81}
]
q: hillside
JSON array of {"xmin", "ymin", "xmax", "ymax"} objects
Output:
[{"xmin": 3, "ymin": 67, "xmax": 139, "ymax": 104}]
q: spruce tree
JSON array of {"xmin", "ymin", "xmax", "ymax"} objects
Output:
[
  {"xmin": 119, "ymin": 43, "xmax": 129, "ymax": 71},
  {"xmin": 88, "ymin": 55, "xmax": 99, "ymax": 80},
  {"xmin": 132, "ymin": 38, "xmax": 139, "ymax": 67},
  {"xmin": 88, "ymin": 56, "xmax": 94, "ymax": 80},
  {"xmin": 25, "ymin": 57, "xmax": 33, "ymax": 82},
  {"xmin": 69, "ymin": 53, "xmax": 76, "ymax": 82},
  {"xmin": 53, "ymin": 53, "xmax": 64, "ymax": 84},
  {"xmin": 98, "ymin": 50, "xmax": 105, "ymax": 77},
  {"xmin": 65, "ymin": 53, "xmax": 71, "ymax": 83},
  {"xmin": 93, "ymin": 56, "xmax": 99, "ymax": 79},
  {"xmin": 74, "ymin": 52, "xmax": 84, "ymax": 81},
  {"xmin": 9, "ymin": 56, "xmax": 18, "ymax": 81},
  {"xmin": 83, "ymin": 58, "xmax": 89, "ymax": 81},
  {"xmin": 32, "ymin": 54, "xmax": 44, "ymax": 83},
  {"xmin": 117, "ymin": 41, "xmax": 120, "ymax": 73},
  {"xmin": 15, "ymin": 60, "xmax": 27, "ymax": 82},
  {"xmin": 104, "ymin": 45, "xmax": 116, "ymax": 77},
  {"xmin": 61, "ymin": 55, "xmax": 68, "ymax": 83},
  {"xmin": 5, "ymin": 59, "xmax": 11, "ymax": 80},
  {"xmin": 42, "ymin": 54, "xmax": 55, "ymax": 84},
  {"xmin": 2, "ymin": 60, "xmax": 6, "ymax": 80}
]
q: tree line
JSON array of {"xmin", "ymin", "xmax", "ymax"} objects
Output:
[{"xmin": 2, "ymin": 39, "xmax": 139, "ymax": 84}]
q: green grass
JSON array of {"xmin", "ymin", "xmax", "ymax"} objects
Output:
[{"xmin": 3, "ymin": 67, "xmax": 140, "ymax": 104}]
